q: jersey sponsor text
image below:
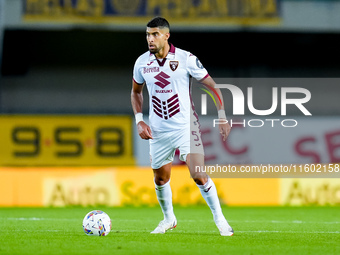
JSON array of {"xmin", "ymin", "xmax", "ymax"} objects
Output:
[{"xmin": 143, "ymin": 67, "xmax": 159, "ymax": 74}]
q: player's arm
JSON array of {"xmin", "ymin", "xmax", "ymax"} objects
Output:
[
  {"xmin": 131, "ymin": 80, "xmax": 153, "ymax": 140},
  {"xmin": 200, "ymin": 75, "xmax": 231, "ymax": 141}
]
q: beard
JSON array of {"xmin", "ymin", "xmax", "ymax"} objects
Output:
[
  {"xmin": 149, "ymin": 49, "xmax": 158, "ymax": 54},
  {"xmin": 149, "ymin": 46, "xmax": 159, "ymax": 54}
]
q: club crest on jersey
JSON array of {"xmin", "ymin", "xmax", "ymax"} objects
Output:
[{"xmin": 169, "ymin": 61, "xmax": 179, "ymax": 71}]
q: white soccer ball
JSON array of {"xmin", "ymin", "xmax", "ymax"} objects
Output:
[{"xmin": 82, "ymin": 210, "xmax": 112, "ymax": 236}]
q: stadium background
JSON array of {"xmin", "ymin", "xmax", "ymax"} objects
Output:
[{"xmin": 0, "ymin": 0, "xmax": 340, "ymax": 208}]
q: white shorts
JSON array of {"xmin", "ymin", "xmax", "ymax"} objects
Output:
[{"xmin": 149, "ymin": 124, "xmax": 204, "ymax": 169}]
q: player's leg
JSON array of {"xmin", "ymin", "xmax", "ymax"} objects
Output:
[
  {"xmin": 186, "ymin": 153, "xmax": 234, "ymax": 236},
  {"xmin": 150, "ymin": 134, "xmax": 177, "ymax": 234},
  {"xmin": 151, "ymin": 162, "xmax": 177, "ymax": 234},
  {"xmin": 153, "ymin": 162, "xmax": 176, "ymax": 222},
  {"xmin": 186, "ymin": 153, "xmax": 223, "ymax": 220}
]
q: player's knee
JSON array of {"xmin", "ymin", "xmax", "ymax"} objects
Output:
[
  {"xmin": 154, "ymin": 176, "xmax": 170, "ymax": 186},
  {"xmin": 193, "ymin": 177, "xmax": 207, "ymax": 186}
]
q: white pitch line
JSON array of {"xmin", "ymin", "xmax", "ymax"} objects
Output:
[
  {"xmin": 231, "ymin": 220, "xmax": 340, "ymax": 224},
  {"xmin": 122, "ymin": 229, "xmax": 340, "ymax": 234},
  {"xmin": 4, "ymin": 218, "xmax": 77, "ymax": 221},
  {"xmin": 173, "ymin": 230, "xmax": 340, "ymax": 234},
  {"xmin": 12, "ymin": 229, "xmax": 62, "ymax": 232},
  {"xmin": 4, "ymin": 218, "xmax": 340, "ymax": 225},
  {"xmin": 8, "ymin": 229, "xmax": 340, "ymax": 234},
  {"xmin": 7, "ymin": 218, "xmax": 45, "ymax": 221},
  {"xmin": 237, "ymin": 230, "xmax": 340, "ymax": 234}
]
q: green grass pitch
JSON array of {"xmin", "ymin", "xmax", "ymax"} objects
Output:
[{"xmin": 1, "ymin": 206, "xmax": 340, "ymax": 255}]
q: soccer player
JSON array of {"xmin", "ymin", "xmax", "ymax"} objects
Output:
[{"xmin": 131, "ymin": 17, "xmax": 233, "ymax": 236}]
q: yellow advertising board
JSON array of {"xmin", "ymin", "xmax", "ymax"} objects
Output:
[
  {"xmin": 115, "ymin": 168, "xmax": 280, "ymax": 206},
  {"xmin": 0, "ymin": 166, "xmax": 280, "ymax": 207},
  {"xmin": 0, "ymin": 115, "xmax": 134, "ymax": 166},
  {"xmin": 281, "ymin": 178, "xmax": 340, "ymax": 206},
  {"xmin": 2, "ymin": 166, "xmax": 339, "ymax": 207},
  {"xmin": 23, "ymin": 0, "xmax": 281, "ymax": 26}
]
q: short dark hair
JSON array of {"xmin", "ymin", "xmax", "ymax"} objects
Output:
[{"xmin": 147, "ymin": 17, "xmax": 170, "ymax": 30}]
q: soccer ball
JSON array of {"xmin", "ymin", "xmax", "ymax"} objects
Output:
[{"xmin": 82, "ymin": 210, "xmax": 112, "ymax": 236}]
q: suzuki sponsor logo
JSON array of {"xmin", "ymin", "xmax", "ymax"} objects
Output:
[{"xmin": 154, "ymin": 71, "xmax": 171, "ymax": 89}]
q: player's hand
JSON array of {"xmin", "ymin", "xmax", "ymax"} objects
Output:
[
  {"xmin": 137, "ymin": 121, "xmax": 153, "ymax": 140},
  {"xmin": 219, "ymin": 121, "xmax": 231, "ymax": 141}
]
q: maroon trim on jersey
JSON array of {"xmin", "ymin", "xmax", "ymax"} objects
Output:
[
  {"xmin": 198, "ymin": 73, "xmax": 223, "ymax": 108},
  {"xmin": 169, "ymin": 43, "xmax": 176, "ymax": 54},
  {"xmin": 153, "ymin": 44, "xmax": 175, "ymax": 67},
  {"xmin": 199, "ymin": 73, "xmax": 210, "ymax": 82},
  {"xmin": 189, "ymin": 77, "xmax": 201, "ymax": 127},
  {"xmin": 155, "ymin": 58, "xmax": 167, "ymax": 67},
  {"xmin": 199, "ymin": 74, "xmax": 223, "ymax": 106},
  {"xmin": 133, "ymin": 78, "xmax": 144, "ymax": 85}
]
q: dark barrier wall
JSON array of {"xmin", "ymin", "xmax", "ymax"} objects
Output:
[
  {"xmin": 3, "ymin": 30, "xmax": 340, "ymax": 77},
  {"xmin": 1, "ymin": 30, "xmax": 340, "ymax": 114}
]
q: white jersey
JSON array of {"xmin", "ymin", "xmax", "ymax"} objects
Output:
[{"xmin": 133, "ymin": 44, "xmax": 208, "ymax": 132}]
